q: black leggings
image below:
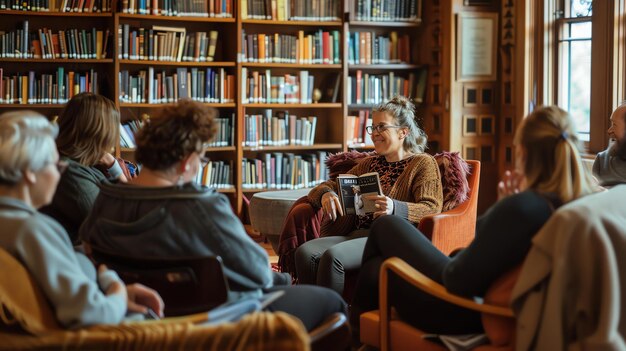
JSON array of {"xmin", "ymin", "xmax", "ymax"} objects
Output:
[
  {"xmin": 351, "ymin": 215, "xmax": 483, "ymax": 334},
  {"xmin": 265, "ymin": 284, "xmax": 348, "ymax": 331}
]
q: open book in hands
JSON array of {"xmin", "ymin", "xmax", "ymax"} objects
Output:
[{"xmin": 337, "ymin": 172, "xmax": 382, "ymax": 217}]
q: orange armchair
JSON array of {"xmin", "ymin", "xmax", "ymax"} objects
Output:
[
  {"xmin": 360, "ymin": 257, "xmax": 517, "ymax": 351},
  {"xmin": 418, "ymin": 159, "xmax": 481, "ymax": 256}
]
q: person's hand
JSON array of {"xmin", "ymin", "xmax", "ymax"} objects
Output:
[
  {"xmin": 126, "ymin": 283, "xmax": 164, "ymax": 318},
  {"xmin": 99, "ymin": 152, "xmax": 128, "ymax": 182},
  {"xmin": 497, "ymin": 170, "xmax": 525, "ymax": 200},
  {"xmin": 365, "ymin": 195, "xmax": 394, "ymax": 218},
  {"xmin": 321, "ymin": 192, "xmax": 343, "ymax": 221}
]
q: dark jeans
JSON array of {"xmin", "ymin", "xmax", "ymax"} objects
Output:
[
  {"xmin": 265, "ymin": 284, "xmax": 348, "ymax": 331},
  {"xmin": 294, "ymin": 229, "xmax": 368, "ymax": 295},
  {"xmin": 351, "ymin": 216, "xmax": 483, "ymax": 334}
]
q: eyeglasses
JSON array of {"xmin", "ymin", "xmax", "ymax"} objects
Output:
[
  {"xmin": 365, "ymin": 124, "xmax": 403, "ymax": 135},
  {"xmin": 55, "ymin": 160, "xmax": 69, "ymax": 174}
]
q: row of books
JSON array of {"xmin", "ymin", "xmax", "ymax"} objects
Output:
[
  {"xmin": 354, "ymin": 0, "xmax": 420, "ymax": 22},
  {"xmin": 196, "ymin": 160, "xmax": 234, "ymax": 189},
  {"xmin": 241, "ymin": 0, "xmax": 340, "ymax": 21},
  {"xmin": 119, "ymin": 25, "xmax": 218, "ymax": 62},
  {"xmin": 0, "ymin": 68, "xmax": 98, "ymax": 104},
  {"xmin": 347, "ymin": 31, "xmax": 411, "ymax": 65},
  {"xmin": 119, "ymin": 0, "xmax": 233, "ymax": 17},
  {"xmin": 347, "ymin": 109, "xmax": 374, "ymax": 146},
  {"xmin": 118, "ymin": 119, "xmax": 145, "ymax": 148},
  {"xmin": 118, "ymin": 67, "xmax": 235, "ymax": 104},
  {"xmin": 0, "ymin": 0, "xmax": 112, "ymax": 12},
  {"xmin": 347, "ymin": 71, "xmax": 416, "ymax": 105},
  {"xmin": 243, "ymin": 111, "xmax": 317, "ymax": 147},
  {"xmin": 207, "ymin": 116, "xmax": 234, "ymax": 147},
  {"xmin": 241, "ymin": 68, "xmax": 315, "ymax": 104},
  {"xmin": 9, "ymin": 26, "xmax": 111, "ymax": 59},
  {"xmin": 241, "ymin": 30, "xmax": 340, "ymax": 65},
  {"xmin": 241, "ymin": 151, "xmax": 328, "ymax": 190}
]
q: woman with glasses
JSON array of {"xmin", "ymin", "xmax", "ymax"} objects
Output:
[
  {"xmin": 350, "ymin": 106, "xmax": 596, "ymax": 340},
  {"xmin": 0, "ymin": 111, "xmax": 163, "ymax": 328},
  {"xmin": 294, "ymin": 95, "xmax": 443, "ymax": 295},
  {"xmin": 40, "ymin": 93, "xmax": 136, "ymax": 244},
  {"xmin": 80, "ymin": 100, "xmax": 347, "ymax": 331}
]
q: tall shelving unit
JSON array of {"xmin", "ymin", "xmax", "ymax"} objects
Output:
[{"xmin": 0, "ymin": 0, "xmax": 432, "ymax": 216}]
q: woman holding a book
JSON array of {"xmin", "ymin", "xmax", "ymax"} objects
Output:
[
  {"xmin": 40, "ymin": 93, "xmax": 136, "ymax": 244},
  {"xmin": 294, "ymin": 95, "xmax": 443, "ymax": 295},
  {"xmin": 350, "ymin": 106, "xmax": 596, "ymax": 337},
  {"xmin": 79, "ymin": 100, "xmax": 347, "ymax": 331}
]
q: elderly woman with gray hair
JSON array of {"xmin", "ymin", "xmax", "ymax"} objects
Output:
[
  {"xmin": 294, "ymin": 95, "xmax": 443, "ymax": 295},
  {"xmin": 0, "ymin": 111, "xmax": 163, "ymax": 328}
]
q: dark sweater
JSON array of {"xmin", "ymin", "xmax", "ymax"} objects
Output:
[
  {"xmin": 79, "ymin": 182, "xmax": 273, "ymax": 301},
  {"xmin": 443, "ymin": 191, "xmax": 558, "ymax": 297},
  {"xmin": 40, "ymin": 158, "xmax": 107, "ymax": 243}
]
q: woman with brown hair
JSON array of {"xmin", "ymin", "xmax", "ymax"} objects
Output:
[
  {"xmin": 350, "ymin": 105, "xmax": 596, "ymax": 337},
  {"xmin": 80, "ymin": 99, "xmax": 347, "ymax": 331},
  {"xmin": 40, "ymin": 93, "xmax": 134, "ymax": 243}
]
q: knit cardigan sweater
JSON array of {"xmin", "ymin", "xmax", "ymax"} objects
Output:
[{"xmin": 308, "ymin": 153, "xmax": 443, "ymax": 226}]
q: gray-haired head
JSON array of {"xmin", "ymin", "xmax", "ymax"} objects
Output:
[
  {"xmin": 374, "ymin": 95, "xmax": 427, "ymax": 153},
  {"xmin": 0, "ymin": 111, "xmax": 58, "ymax": 185}
]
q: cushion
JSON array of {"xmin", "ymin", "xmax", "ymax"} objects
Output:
[
  {"xmin": 0, "ymin": 247, "xmax": 61, "ymax": 335},
  {"xmin": 481, "ymin": 266, "xmax": 521, "ymax": 346},
  {"xmin": 434, "ymin": 151, "xmax": 471, "ymax": 211},
  {"xmin": 325, "ymin": 150, "xmax": 376, "ymax": 179}
]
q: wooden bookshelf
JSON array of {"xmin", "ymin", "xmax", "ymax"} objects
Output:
[
  {"xmin": 241, "ymin": 19, "xmax": 342, "ymax": 27},
  {"xmin": 120, "ymin": 60, "xmax": 236, "ymax": 67},
  {"xmin": 0, "ymin": 0, "xmax": 430, "ymax": 216},
  {"xmin": 0, "ymin": 10, "xmax": 112, "ymax": 17}
]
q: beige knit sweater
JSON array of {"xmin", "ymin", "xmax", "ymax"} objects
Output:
[{"xmin": 308, "ymin": 153, "xmax": 443, "ymax": 227}]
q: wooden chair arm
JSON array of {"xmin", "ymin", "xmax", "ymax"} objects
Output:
[
  {"xmin": 380, "ymin": 257, "xmax": 513, "ymax": 317},
  {"xmin": 379, "ymin": 257, "xmax": 513, "ymax": 351}
]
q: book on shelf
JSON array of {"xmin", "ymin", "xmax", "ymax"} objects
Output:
[
  {"xmin": 197, "ymin": 160, "xmax": 234, "ymax": 189},
  {"xmin": 206, "ymin": 113, "xmax": 235, "ymax": 147},
  {"xmin": 348, "ymin": 31, "xmax": 410, "ymax": 65},
  {"xmin": 348, "ymin": 70, "xmax": 416, "ymax": 105},
  {"xmin": 119, "ymin": 25, "xmax": 218, "ymax": 63},
  {"xmin": 354, "ymin": 0, "xmax": 420, "ymax": 22},
  {"xmin": 241, "ymin": 30, "xmax": 331, "ymax": 64},
  {"xmin": 243, "ymin": 111, "xmax": 317, "ymax": 147},
  {"xmin": 242, "ymin": 69, "xmax": 315, "ymax": 104},
  {"xmin": 120, "ymin": 67, "xmax": 234, "ymax": 104},
  {"xmin": 119, "ymin": 0, "xmax": 232, "ymax": 17},
  {"xmin": 242, "ymin": 0, "xmax": 340, "ymax": 21},
  {"xmin": 0, "ymin": 0, "xmax": 111, "ymax": 12},
  {"xmin": 1, "ymin": 68, "xmax": 98, "ymax": 104},
  {"xmin": 337, "ymin": 172, "xmax": 382, "ymax": 216},
  {"xmin": 241, "ymin": 151, "xmax": 328, "ymax": 190},
  {"xmin": 347, "ymin": 109, "xmax": 373, "ymax": 146}
]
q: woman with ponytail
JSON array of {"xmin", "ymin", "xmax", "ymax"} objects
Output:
[
  {"xmin": 295, "ymin": 95, "xmax": 443, "ymax": 294},
  {"xmin": 350, "ymin": 105, "xmax": 596, "ymax": 338}
]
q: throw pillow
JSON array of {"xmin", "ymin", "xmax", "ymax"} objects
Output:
[
  {"xmin": 434, "ymin": 151, "xmax": 471, "ymax": 211},
  {"xmin": 325, "ymin": 150, "xmax": 376, "ymax": 179}
]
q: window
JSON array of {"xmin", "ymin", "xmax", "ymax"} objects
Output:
[{"xmin": 555, "ymin": 0, "xmax": 592, "ymax": 141}]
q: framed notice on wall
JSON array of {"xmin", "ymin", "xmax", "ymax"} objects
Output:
[{"xmin": 456, "ymin": 12, "xmax": 498, "ymax": 81}]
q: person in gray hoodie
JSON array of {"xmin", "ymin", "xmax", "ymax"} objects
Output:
[
  {"xmin": 593, "ymin": 102, "xmax": 626, "ymax": 187},
  {"xmin": 0, "ymin": 111, "xmax": 163, "ymax": 329},
  {"xmin": 80, "ymin": 100, "xmax": 347, "ymax": 331}
]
